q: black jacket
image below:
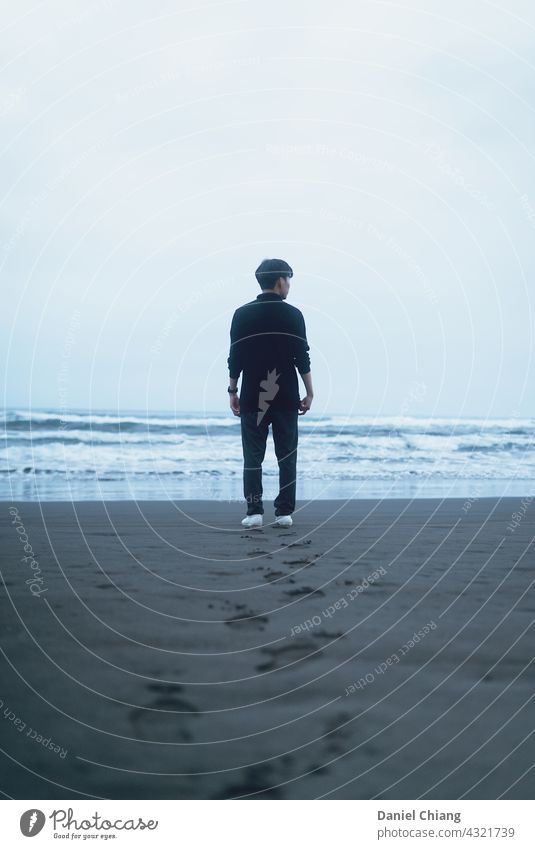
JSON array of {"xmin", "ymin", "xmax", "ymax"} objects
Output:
[{"xmin": 227, "ymin": 292, "xmax": 311, "ymax": 413}]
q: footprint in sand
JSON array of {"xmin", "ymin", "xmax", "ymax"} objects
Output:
[
  {"xmin": 284, "ymin": 586, "xmax": 325, "ymax": 597},
  {"xmin": 146, "ymin": 682, "xmax": 184, "ymax": 695},
  {"xmin": 307, "ymin": 762, "xmax": 330, "ymax": 776},
  {"xmin": 256, "ymin": 639, "xmax": 320, "ymax": 672},
  {"xmin": 224, "ymin": 609, "xmax": 269, "ymax": 630},
  {"xmin": 262, "ymin": 570, "xmax": 288, "ymax": 582},
  {"xmin": 282, "ymin": 557, "xmax": 315, "ymax": 567},
  {"xmin": 312, "ymin": 629, "xmax": 344, "ymax": 639},
  {"xmin": 322, "ymin": 711, "xmax": 353, "ymax": 755},
  {"xmin": 211, "ymin": 764, "xmax": 284, "ymax": 799},
  {"xmin": 129, "ymin": 684, "xmax": 200, "ymax": 742}
]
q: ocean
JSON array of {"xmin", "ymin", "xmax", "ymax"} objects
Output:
[{"xmin": 1, "ymin": 408, "xmax": 534, "ymax": 501}]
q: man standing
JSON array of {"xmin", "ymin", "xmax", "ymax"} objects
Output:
[{"xmin": 227, "ymin": 258, "xmax": 314, "ymax": 529}]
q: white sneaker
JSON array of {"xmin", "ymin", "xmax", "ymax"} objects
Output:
[
  {"xmin": 241, "ymin": 514, "xmax": 263, "ymax": 529},
  {"xmin": 274, "ymin": 514, "xmax": 293, "ymax": 528}
]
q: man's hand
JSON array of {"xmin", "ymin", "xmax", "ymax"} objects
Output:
[
  {"xmin": 230, "ymin": 394, "xmax": 240, "ymax": 417},
  {"xmin": 298, "ymin": 394, "xmax": 313, "ymax": 415}
]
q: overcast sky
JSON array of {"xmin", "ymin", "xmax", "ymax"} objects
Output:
[{"xmin": 1, "ymin": 0, "xmax": 534, "ymax": 418}]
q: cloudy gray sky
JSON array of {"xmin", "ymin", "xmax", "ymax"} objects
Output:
[{"xmin": 1, "ymin": 0, "xmax": 534, "ymax": 418}]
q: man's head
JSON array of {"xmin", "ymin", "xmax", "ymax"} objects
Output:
[{"xmin": 255, "ymin": 258, "xmax": 293, "ymax": 300}]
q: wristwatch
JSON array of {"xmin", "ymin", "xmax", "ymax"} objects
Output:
[{"xmin": 227, "ymin": 386, "xmax": 238, "ymax": 394}]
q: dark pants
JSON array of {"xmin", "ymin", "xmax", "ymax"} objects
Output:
[{"xmin": 240, "ymin": 408, "xmax": 298, "ymax": 516}]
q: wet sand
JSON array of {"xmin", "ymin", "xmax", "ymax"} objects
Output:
[{"xmin": 1, "ymin": 497, "xmax": 533, "ymax": 799}]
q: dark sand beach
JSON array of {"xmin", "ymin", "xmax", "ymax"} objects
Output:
[{"xmin": 1, "ymin": 498, "xmax": 533, "ymax": 800}]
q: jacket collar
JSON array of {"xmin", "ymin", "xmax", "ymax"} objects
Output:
[{"xmin": 256, "ymin": 292, "xmax": 282, "ymax": 301}]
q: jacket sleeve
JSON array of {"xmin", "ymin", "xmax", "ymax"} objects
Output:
[
  {"xmin": 227, "ymin": 311, "xmax": 243, "ymax": 379},
  {"xmin": 294, "ymin": 313, "xmax": 311, "ymax": 374}
]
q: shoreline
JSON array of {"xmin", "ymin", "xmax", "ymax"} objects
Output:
[{"xmin": 2, "ymin": 477, "xmax": 534, "ymax": 503}]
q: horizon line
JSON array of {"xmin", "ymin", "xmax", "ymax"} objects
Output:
[{"xmin": 1, "ymin": 405, "xmax": 531, "ymax": 421}]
